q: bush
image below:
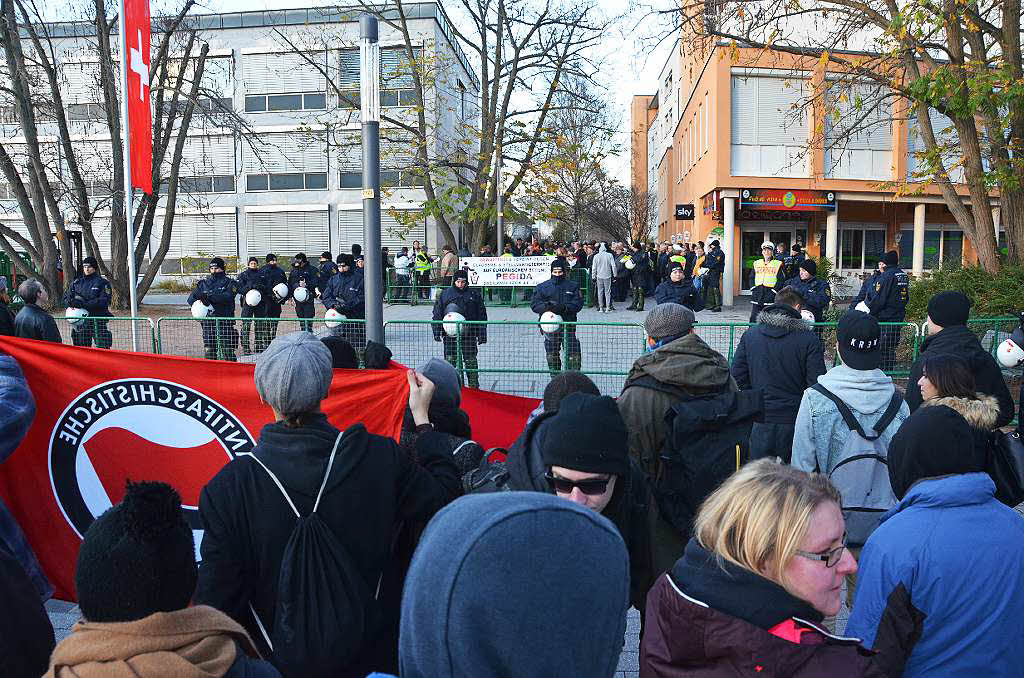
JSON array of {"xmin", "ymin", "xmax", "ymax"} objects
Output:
[
  {"xmin": 905, "ymin": 264, "xmax": 1024, "ymax": 321},
  {"xmin": 150, "ymin": 278, "xmax": 194, "ymax": 294}
]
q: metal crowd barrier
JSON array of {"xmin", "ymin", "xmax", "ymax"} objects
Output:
[{"xmin": 53, "ymin": 316, "xmax": 157, "ymax": 353}]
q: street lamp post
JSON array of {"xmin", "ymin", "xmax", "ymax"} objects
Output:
[
  {"xmin": 360, "ymin": 15, "xmax": 383, "ymax": 344},
  {"xmin": 496, "ymin": 142, "xmax": 504, "ymax": 253}
]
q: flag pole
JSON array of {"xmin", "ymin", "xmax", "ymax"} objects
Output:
[{"xmin": 117, "ymin": 0, "xmax": 140, "ymax": 352}]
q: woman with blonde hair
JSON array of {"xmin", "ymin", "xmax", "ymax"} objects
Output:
[{"xmin": 640, "ymin": 459, "xmax": 884, "ymax": 677}]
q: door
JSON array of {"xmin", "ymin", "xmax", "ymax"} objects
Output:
[
  {"xmin": 741, "ymin": 230, "xmax": 768, "ymax": 292},
  {"xmin": 740, "ymin": 225, "xmax": 806, "ymax": 291}
]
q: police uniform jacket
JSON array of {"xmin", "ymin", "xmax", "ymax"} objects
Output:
[
  {"xmin": 782, "ymin": 252, "xmax": 806, "ymax": 281},
  {"xmin": 654, "ymin": 279, "xmax": 702, "ymax": 310},
  {"xmin": 703, "ymin": 249, "xmax": 725, "ymax": 282},
  {"xmin": 318, "ymin": 261, "xmax": 339, "ymax": 293},
  {"xmin": 64, "ymin": 273, "xmax": 112, "ymax": 317},
  {"xmin": 188, "ymin": 273, "xmax": 237, "ymax": 317},
  {"xmin": 866, "ymin": 267, "xmax": 909, "ymax": 321},
  {"xmin": 432, "ymin": 285, "xmax": 487, "ymax": 342},
  {"xmin": 321, "ymin": 270, "xmax": 365, "ymax": 318},
  {"xmin": 783, "ymin": 275, "xmax": 831, "ymax": 321},
  {"xmin": 853, "ymin": 271, "xmax": 881, "ymax": 304},
  {"xmin": 531, "ymin": 276, "xmax": 583, "ymax": 320},
  {"xmin": 260, "ymin": 264, "xmax": 288, "ymax": 303},
  {"xmin": 236, "ymin": 268, "xmax": 268, "ymax": 308},
  {"xmin": 288, "ymin": 265, "xmax": 319, "ymax": 301}
]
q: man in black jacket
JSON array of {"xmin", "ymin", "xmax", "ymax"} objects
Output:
[
  {"xmin": 258, "ymin": 254, "xmax": 288, "ymax": 351},
  {"xmin": 783, "ymin": 259, "xmax": 830, "ymax": 322},
  {"xmin": 906, "ymin": 290, "xmax": 1015, "ymax": 426},
  {"xmin": 432, "ymin": 269, "xmax": 487, "ymax": 388},
  {"xmin": 531, "ymin": 258, "xmax": 583, "ymax": 374},
  {"xmin": 654, "ymin": 262, "xmax": 703, "ymax": 310},
  {"xmin": 317, "ymin": 250, "xmax": 338, "ymax": 297},
  {"xmin": 194, "ymin": 332, "xmax": 460, "ymax": 677},
  {"xmin": 0, "ymin": 276, "xmax": 16, "ymax": 336},
  {"xmin": 288, "ymin": 253, "xmax": 319, "ymax": 332},
  {"xmin": 236, "ymin": 257, "xmax": 268, "ymax": 355},
  {"xmin": 63, "ymin": 256, "xmax": 113, "ymax": 348},
  {"xmin": 14, "ymin": 279, "xmax": 61, "ymax": 343},
  {"xmin": 703, "ymin": 240, "xmax": 725, "ymax": 312},
  {"xmin": 187, "ymin": 258, "xmax": 238, "ymax": 361},
  {"xmin": 730, "ymin": 288, "xmax": 827, "ymax": 461},
  {"xmin": 866, "ymin": 250, "xmax": 909, "ymax": 371},
  {"xmin": 322, "ymin": 255, "xmax": 366, "ymax": 353}
]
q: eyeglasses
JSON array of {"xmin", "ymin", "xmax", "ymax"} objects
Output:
[
  {"xmin": 795, "ymin": 532, "xmax": 848, "ymax": 568},
  {"xmin": 544, "ymin": 472, "xmax": 610, "ymax": 496}
]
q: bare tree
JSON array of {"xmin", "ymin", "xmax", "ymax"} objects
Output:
[
  {"xmin": 0, "ymin": 0, "xmax": 249, "ymax": 308},
  {"xmin": 650, "ymin": 0, "xmax": 1022, "ymax": 269},
  {"xmin": 584, "ymin": 176, "xmax": 654, "ymax": 244}
]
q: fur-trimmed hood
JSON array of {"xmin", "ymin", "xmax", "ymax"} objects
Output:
[
  {"xmin": 757, "ymin": 304, "xmax": 812, "ymax": 334},
  {"xmin": 921, "ymin": 393, "xmax": 1000, "ymax": 430}
]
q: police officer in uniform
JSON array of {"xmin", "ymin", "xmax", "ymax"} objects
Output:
[
  {"xmin": 531, "ymin": 257, "xmax": 583, "ymax": 374},
  {"xmin": 64, "ymin": 256, "xmax": 113, "ymax": 348},
  {"xmin": 782, "ymin": 243, "xmax": 806, "ymax": 282},
  {"xmin": 288, "ymin": 253, "xmax": 318, "ymax": 332},
  {"xmin": 414, "ymin": 245, "xmax": 433, "ymax": 300},
  {"xmin": 852, "ymin": 259, "xmax": 883, "ymax": 305},
  {"xmin": 432, "ymin": 268, "xmax": 487, "ymax": 388},
  {"xmin": 783, "ymin": 259, "xmax": 830, "ymax": 322},
  {"xmin": 866, "ymin": 250, "xmax": 909, "ymax": 372},
  {"xmin": 321, "ymin": 254, "xmax": 365, "ymax": 351},
  {"xmin": 187, "ymin": 257, "xmax": 238, "ymax": 361},
  {"xmin": 317, "ymin": 251, "xmax": 338, "ymax": 297},
  {"xmin": 258, "ymin": 253, "xmax": 287, "ymax": 350},
  {"xmin": 749, "ymin": 241, "xmax": 784, "ymax": 322},
  {"xmin": 236, "ymin": 256, "xmax": 267, "ymax": 355},
  {"xmin": 655, "ymin": 261, "xmax": 704, "ymax": 309}
]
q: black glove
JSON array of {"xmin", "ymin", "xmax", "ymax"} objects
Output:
[
  {"xmin": 477, "ymin": 335, "xmax": 487, "ymax": 345},
  {"xmin": 198, "ymin": 292, "xmax": 209, "ymax": 303},
  {"xmin": 69, "ymin": 295, "xmax": 84, "ymax": 309},
  {"xmin": 364, "ymin": 341, "xmax": 393, "ymax": 369},
  {"xmin": 553, "ymin": 304, "xmax": 566, "ymax": 316}
]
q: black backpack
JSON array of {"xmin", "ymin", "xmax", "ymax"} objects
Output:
[
  {"xmin": 628, "ymin": 377, "xmax": 763, "ymax": 537},
  {"xmin": 248, "ymin": 433, "xmax": 378, "ymax": 677}
]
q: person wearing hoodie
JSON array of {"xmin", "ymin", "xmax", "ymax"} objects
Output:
[
  {"xmin": 194, "ymin": 332, "xmax": 461, "ymax": 677},
  {"xmin": 731, "ymin": 288, "xmax": 827, "ymax": 462},
  {"xmin": 846, "ymin": 406, "xmax": 1024, "ymax": 678},
  {"xmin": 47, "ymin": 481, "xmax": 278, "ymax": 678},
  {"xmin": 591, "ymin": 243, "xmax": 617, "ymax": 312},
  {"xmin": 368, "ymin": 492, "xmax": 630, "ymax": 678},
  {"xmin": 465, "ymin": 392, "xmax": 657, "ymax": 615},
  {"xmin": 531, "ymin": 257, "xmax": 583, "ymax": 373},
  {"xmin": 905, "ymin": 290, "xmax": 1015, "ymax": 426},
  {"xmin": 188, "ymin": 257, "xmax": 239, "ymax": 360},
  {"xmin": 654, "ymin": 261, "xmax": 703, "ymax": 310},
  {"xmin": 642, "ymin": 459, "xmax": 882, "ymax": 678}
]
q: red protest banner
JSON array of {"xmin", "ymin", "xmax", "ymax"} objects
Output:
[
  {"xmin": 123, "ymin": 0, "xmax": 153, "ymax": 193},
  {"xmin": 0, "ymin": 337, "xmax": 406, "ymax": 600}
]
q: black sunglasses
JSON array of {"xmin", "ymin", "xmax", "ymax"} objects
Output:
[{"xmin": 544, "ymin": 472, "xmax": 610, "ymax": 496}]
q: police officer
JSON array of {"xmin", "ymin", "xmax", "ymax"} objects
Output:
[
  {"xmin": 655, "ymin": 261, "xmax": 704, "ymax": 310},
  {"xmin": 432, "ymin": 268, "xmax": 487, "ymax": 388},
  {"xmin": 64, "ymin": 256, "xmax": 113, "ymax": 348},
  {"xmin": 317, "ymin": 250, "xmax": 338, "ymax": 297},
  {"xmin": 866, "ymin": 250, "xmax": 909, "ymax": 371},
  {"xmin": 782, "ymin": 243, "xmax": 806, "ymax": 282},
  {"xmin": 288, "ymin": 253, "xmax": 318, "ymax": 332},
  {"xmin": 703, "ymin": 240, "xmax": 725, "ymax": 312},
  {"xmin": 258, "ymin": 253, "xmax": 287, "ymax": 350},
  {"xmin": 414, "ymin": 245, "xmax": 432, "ymax": 300},
  {"xmin": 783, "ymin": 259, "xmax": 830, "ymax": 322},
  {"xmin": 627, "ymin": 242, "xmax": 649, "ymax": 311},
  {"xmin": 236, "ymin": 256, "xmax": 267, "ymax": 355},
  {"xmin": 187, "ymin": 257, "xmax": 238, "ymax": 361},
  {"xmin": 852, "ymin": 259, "xmax": 883, "ymax": 306},
  {"xmin": 321, "ymin": 254, "xmax": 365, "ymax": 351},
  {"xmin": 749, "ymin": 241, "xmax": 784, "ymax": 322},
  {"xmin": 531, "ymin": 257, "xmax": 583, "ymax": 374}
]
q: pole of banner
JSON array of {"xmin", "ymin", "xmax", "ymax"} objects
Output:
[
  {"xmin": 117, "ymin": 0, "xmax": 140, "ymax": 352},
  {"xmin": 360, "ymin": 14, "xmax": 384, "ymax": 344}
]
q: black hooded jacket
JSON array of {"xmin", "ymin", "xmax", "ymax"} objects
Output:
[
  {"xmin": 905, "ymin": 325, "xmax": 1015, "ymax": 427},
  {"xmin": 194, "ymin": 414, "xmax": 461, "ymax": 676}
]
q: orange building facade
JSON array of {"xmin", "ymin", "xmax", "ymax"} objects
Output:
[{"xmin": 630, "ymin": 42, "xmax": 1005, "ymax": 303}]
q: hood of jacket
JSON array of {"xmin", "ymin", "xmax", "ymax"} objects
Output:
[
  {"xmin": 399, "ymin": 493, "xmax": 629, "ymax": 678},
  {"xmin": 757, "ymin": 303, "xmax": 812, "ymax": 338},
  {"xmin": 251, "ymin": 413, "xmax": 369, "ymax": 501},
  {"xmin": 815, "ymin": 364, "xmax": 896, "ymax": 415},
  {"xmin": 505, "ymin": 412, "xmax": 557, "ymax": 493},
  {"xmin": 883, "ymin": 472, "xmax": 996, "ymax": 523},
  {"xmin": 625, "ymin": 333, "xmax": 732, "ymax": 393},
  {"xmin": 921, "ymin": 393, "xmax": 999, "ymax": 430},
  {"xmin": 920, "ymin": 324, "xmax": 987, "ymax": 360}
]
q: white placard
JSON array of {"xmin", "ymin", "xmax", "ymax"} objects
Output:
[{"xmin": 460, "ymin": 256, "xmax": 556, "ymax": 287}]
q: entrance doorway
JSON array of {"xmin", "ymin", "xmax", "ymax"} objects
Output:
[{"xmin": 740, "ymin": 225, "xmax": 807, "ymax": 292}]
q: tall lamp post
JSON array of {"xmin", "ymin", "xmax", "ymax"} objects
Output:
[
  {"xmin": 496, "ymin": 141, "xmax": 504, "ymax": 253},
  {"xmin": 360, "ymin": 15, "xmax": 383, "ymax": 343}
]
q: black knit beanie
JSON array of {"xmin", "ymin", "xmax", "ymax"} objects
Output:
[
  {"xmin": 799, "ymin": 259, "xmax": 817, "ymax": 277},
  {"xmin": 542, "ymin": 371, "xmax": 600, "ymax": 413},
  {"xmin": 76, "ymin": 481, "xmax": 197, "ymax": 622},
  {"xmin": 540, "ymin": 393, "xmax": 629, "ymax": 477},
  {"xmin": 927, "ymin": 290, "xmax": 971, "ymax": 327}
]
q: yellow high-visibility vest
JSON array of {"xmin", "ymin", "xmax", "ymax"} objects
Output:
[
  {"xmin": 753, "ymin": 259, "xmax": 783, "ymax": 287},
  {"xmin": 414, "ymin": 252, "xmax": 431, "ymax": 272}
]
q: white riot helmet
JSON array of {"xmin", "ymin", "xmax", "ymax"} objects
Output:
[
  {"xmin": 272, "ymin": 282, "xmax": 289, "ymax": 301},
  {"xmin": 998, "ymin": 339, "xmax": 1024, "ymax": 368},
  {"xmin": 624, "ymin": 258, "xmax": 636, "ymax": 270},
  {"xmin": 324, "ymin": 308, "xmax": 346, "ymax": 328},
  {"xmin": 540, "ymin": 311, "xmax": 562, "ymax": 334},
  {"xmin": 191, "ymin": 299, "xmax": 213, "ymax": 319},
  {"xmin": 244, "ymin": 289, "xmax": 262, "ymax": 307},
  {"xmin": 66, "ymin": 307, "xmax": 89, "ymax": 327},
  {"xmin": 443, "ymin": 311, "xmax": 465, "ymax": 337},
  {"xmin": 800, "ymin": 309, "xmax": 816, "ymax": 324},
  {"xmin": 293, "ymin": 287, "xmax": 310, "ymax": 303}
]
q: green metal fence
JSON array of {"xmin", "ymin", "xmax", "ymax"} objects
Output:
[
  {"xmin": 383, "ymin": 319, "xmax": 646, "ymax": 398},
  {"xmin": 384, "ymin": 267, "xmax": 591, "ymax": 308},
  {"xmin": 53, "ymin": 316, "xmax": 157, "ymax": 353}
]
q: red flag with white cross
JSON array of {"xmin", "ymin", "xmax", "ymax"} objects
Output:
[{"xmin": 123, "ymin": 0, "xmax": 153, "ymax": 193}]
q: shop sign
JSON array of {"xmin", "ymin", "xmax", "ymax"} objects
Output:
[
  {"xmin": 675, "ymin": 204, "xmax": 695, "ymax": 220},
  {"xmin": 740, "ymin": 188, "xmax": 836, "ymax": 211}
]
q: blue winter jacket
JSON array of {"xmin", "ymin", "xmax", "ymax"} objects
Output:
[
  {"xmin": 846, "ymin": 473, "xmax": 1024, "ymax": 678},
  {"xmin": 321, "ymin": 270, "xmax": 365, "ymax": 318},
  {"xmin": 530, "ymin": 276, "xmax": 583, "ymax": 320}
]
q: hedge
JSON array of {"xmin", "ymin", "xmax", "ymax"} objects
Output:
[{"xmin": 905, "ymin": 265, "xmax": 1024, "ymax": 321}]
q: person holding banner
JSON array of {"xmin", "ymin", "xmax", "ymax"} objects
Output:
[
  {"xmin": 432, "ymin": 269, "xmax": 487, "ymax": 389},
  {"xmin": 531, "ymin": 258, "xmax": 583, "ymax": 375},
  {"xmin": 288, "ymin": 253, "xmax": 318, "ymax": 332},
  {"xmin": 188, "ymin": 258, "xmax": 238, "ymax": 361},
  {"xmin": 63, "ymin": 257, "xmax": 113, "ymax": 349},
  {"xmin": 258, "ymin": 254, "xmax": 288, "ymax": 351},
  {"xmin": 236, "ymin": 257, "xmax": 268, "ymax": 356}
]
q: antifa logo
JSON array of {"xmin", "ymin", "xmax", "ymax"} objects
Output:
[{"xmin": 49, "ymin": 379, "xmax": 255, "ymax": 539}]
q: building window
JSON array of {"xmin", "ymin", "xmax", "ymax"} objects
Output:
[
  {"xmin": 703, "ymin": 92, "xmax": 710, "ymax": 152},
  {"xmin": 839, "ymin": 226, "xmax": 886, "ymax": 270},
  {"xmin": 67, "ymin": 103, "xmax": 105, "ymax": 120},
  {"xmin": 380, "ymin": 47, "xmax": 422, "ymax": 109},
  {"xmin": 245, "ymin": 92, "xmax": 326, "ymax": 113},
  {"xmin": 380, "ymin": 169, "xmax": 424, "ymax": 188},
  {"xmin": 380, "ymin": 88, "xmax": 420, "ymax": 108},
  {"xmin": 898, "ymin": 227, "xmax": 964, "ymax": 269},
  {"xmin": 85, "ymin": 180, "xmax": 112, "ymax": 196},
  {"xmin": 246, "ymin": 172, "xmax": 327, "ymax": 192},
  {"xmin": 160, "ymin": 175, "xmax": 235, "ymax": 194}
]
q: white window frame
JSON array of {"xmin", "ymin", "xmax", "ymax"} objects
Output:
[
  {"xmin": 898, "ymin": 223, "xmax": 964, "ymax": 270},
  {"xmin": 837, "ymin": 223, "xmax": 887, "ymax": 272}
]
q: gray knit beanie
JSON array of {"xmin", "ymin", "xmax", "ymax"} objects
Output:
[
  {"xmin": 419, "ymin": 357, "xmax": 461, "ymax": 410},
  {"xmin": 255, "ymin": 331, "xmax": 332, "ymax": 415},
  {"xmin": 644, "ymin": 302, "xmax": 695, "ymax": 340}
]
